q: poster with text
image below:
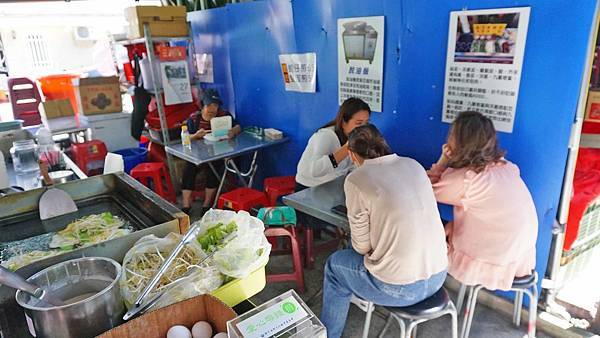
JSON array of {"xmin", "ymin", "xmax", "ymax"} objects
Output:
[
  {"xmin": 279, "ymin": 53, "xmax": 317, "ymax": 93},
  {"xmin": 160, "ymin": 60, "xmax": 193, "ymax": 106},
  {"xmin": 195, "ymin": 53, "xmax": 214, "ymax": 83},
  {"xmin": 338, "ymin": 16, "xmax": 385, "ymax": 112},
  {"xmin": 442, "ymin": 7, "xmax": 530, "ymax": 133}
]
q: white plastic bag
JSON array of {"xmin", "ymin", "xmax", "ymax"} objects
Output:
[
  {"xmin": 119, "ymin": 233, "xmax": 222, "ymax": 308},
  {"xmin": 195, "ymin": 209, "xmax": 271, "ymax": 279}
]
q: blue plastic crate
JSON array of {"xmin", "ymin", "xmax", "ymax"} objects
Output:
[{"xmin": 114, "ymin": 148, "xmax": 148, "ymax": 174}]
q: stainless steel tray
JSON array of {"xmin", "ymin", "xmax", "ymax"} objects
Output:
[{"xmin": 0, "ymin": 173, "xmax": 187, "ymax": 338}]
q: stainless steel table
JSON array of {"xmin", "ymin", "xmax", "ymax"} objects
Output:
[
  {"xmin": 166, "ymin": 131, "xmax": 289, "ymax": 207},
  {"xmin": 282, "ymin": 175, "xmax": 349, "ymax": 229}
]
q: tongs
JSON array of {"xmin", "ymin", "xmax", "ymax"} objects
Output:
[{"xmin": 123, "ymin": 223, "xmax": 235, "ymax": 320}]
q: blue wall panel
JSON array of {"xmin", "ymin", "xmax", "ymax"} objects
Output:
[
  {"xmin": 188, "ymin": 7, "xmax": 236, "ymax": 114},
  {"xmin": 188, "ymin": 0, "xmax": 598, "ymax": 291}
]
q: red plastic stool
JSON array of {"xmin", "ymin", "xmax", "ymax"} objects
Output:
[
  {"xmin": 264, "ymin": 227, "xmax": 305, "ymax": 292},
  {"xmin": 264, "ymin": 176, "xmax": 296, "ymax": 206},
  {"xmin": 7, "ymin": 77, "xmax": 42, "ymax": 126},
  {"xmin": 217, "ymin": 188, "xmax": 269, "ymax": 211},
  {"xmin": 130, "ymin": 162, "xmax": 176, "ymax": 203}
]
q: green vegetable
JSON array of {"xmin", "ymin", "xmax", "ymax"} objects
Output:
[
  {"xmin": 101, "ymin": 212, "xmax": 115, "ymax": 224},
  {"xmin": 197, "ymin": 221, "xmax": 237, "ymax": 253},
  {"xmin": 60, "ymin": 245, "xmax": 74, "ymax": 251}
]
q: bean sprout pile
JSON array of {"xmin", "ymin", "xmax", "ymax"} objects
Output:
[{"xmin": 122, "ymin": 244, "xmax": 202, "ymax": 297}]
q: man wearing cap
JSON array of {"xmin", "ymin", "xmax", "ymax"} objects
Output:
[{"xmin": 181, "ymin": 88, "xmax": 241, "ymax": 215}]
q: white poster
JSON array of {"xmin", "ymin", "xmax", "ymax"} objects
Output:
[
  {"xmin": 442, "ymin": 7, "xmax": 530, "ymax": 133},
  {"xmin": 338, "ymin": 16, "xmax": 385, "ymax": 112},
  {"xmin": 195, "ymin": 53, "xmax": 214, "ymax": 83},
  {"xmin": 160, "ymin": 60, "xmax": 193, "ymax": 106},
  {"xmin": 279, "ymin": 53, "xmax": 317, "ymax": 93}
]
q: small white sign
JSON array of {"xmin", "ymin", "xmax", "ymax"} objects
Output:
[
  {"xmin": 279, "ymin": 53, "xmax": 317, "ymax": 93},
  {"xmin": 338, "ymin": 16, "xmax": 385, "ymax": 112},
  {"xmin": 236, "ymin": 296, "xmax": 309, "ymax": 338},
  {"xmin": 442, "ymin": 7, "xmax": 530, "ymax": 133},
  {"xmin": 195, "ymin": 53, "xmax": 214, "ymax": 83},
  {"xmin": 161, "ymin": 60, "xmax": 193, "ymax": 106}
]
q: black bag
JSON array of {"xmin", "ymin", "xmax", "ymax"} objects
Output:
[{"xmin": 130, "ymin": 54, "xmax": 152, "ymax": 141}]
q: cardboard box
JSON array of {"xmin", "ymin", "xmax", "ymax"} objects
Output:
[
  {"xmin": 75, "ymin": 77, "xmax": 122, "ymax": 115},
  {"xmin": 586, "ymin": 90, "xmax": 600, "ymax": 122},
  {"xmin": 97, "ymin": 294, "xmax": 235, "ymax": 338},
  {"xmin": 125, "ymin": 6, "xmax": 189, "ymax": 39},
  {"xmin": 39, "ymin": 99, "xmax": 75, "ymax": 119}
]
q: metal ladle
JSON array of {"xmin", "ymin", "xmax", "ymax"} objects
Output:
[{"xmin": 0, "ymin": 265, "xmax": 64, "ymax": 306}]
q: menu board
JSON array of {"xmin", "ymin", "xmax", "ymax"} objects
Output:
[{"xmin": 442, "ymin": 7, "xmax": 530, "ymax": 133}]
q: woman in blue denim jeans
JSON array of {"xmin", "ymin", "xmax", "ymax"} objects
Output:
[{"xmin": 321, "ymin": 124, "xmax": 448, "ymax": 338}]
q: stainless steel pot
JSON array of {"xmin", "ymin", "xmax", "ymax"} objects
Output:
[{"xmin": 15, "ymin": 257, "xmax": 125, "ymax": 338}]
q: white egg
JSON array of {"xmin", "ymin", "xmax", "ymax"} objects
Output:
[
  {"xmin": 191, "ymin": 321, "xmax": 213, "ymax": 338},
  {"xmin": 213, "ymin": 333, "xmax": 228, "ymax": 338},
  {"xmin": 167, "ymin": 325, "xmax": 192, "ymax": 338}
]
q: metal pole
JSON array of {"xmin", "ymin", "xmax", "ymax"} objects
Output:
[{"xmin": 143, "ymin": 24, "xmax": 179, "ymax": 191}]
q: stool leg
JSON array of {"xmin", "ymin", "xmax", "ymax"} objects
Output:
[
  {"xmin": 289, "ymin": 228, "xmax": 305, "ymax": 293},
  {"xmin": 305, "ymin": 228, "xmax": 314, "ymax": 269},
  {"xmin": 378, "ymin": 315, "xmax": 393, "ymax": 338},
  {"xmin": 362, "ymin": 301, "xmax": 374, "ymax": 338},
  {"xmin": 405, "ymin": 321, "xmax": 417, "ymax": 338},
  {"xmin": 525, "ymin": 285, "xmax": 538, "ymax": 338},
  {"xmin": 461, "ymin": 285, "xmax": 482, "ymax": 338},
  {"xmin": 513, "ymin": 290, "xmax": 523, "ymax": 326},
  {"xmin": 450, "ymin": 307, "xmax": 458, "ymax": 338},
  {"xmin": 393, "ymin": 316, "xmax": 406, "ymax": 338},
  {"xmin": 456, "ymin": 283, "xmax": 467, "ymax": 313}
]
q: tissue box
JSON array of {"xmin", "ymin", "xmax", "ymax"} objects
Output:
[{"xmin": 264, "ymin": 128, "xmax": 283, "ymax": 140}]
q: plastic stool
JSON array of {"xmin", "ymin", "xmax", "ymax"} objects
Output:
[
  {"xmin": 217, "ymin": 188, "xmax": 269, "ymax": 212},
  {"xmin": 70, "ymin": 140, "xmax": 108, "ymax": 176},
  {"xmin": 458, "ymin": 271, "xmax": 538, "ymax": 338},
  {"xmin": 258, "ymin": 207, "xmax": 305, "ymax": 293},
  {"xmin": 378, "ymin": 287, "xmax": 458, "ymax": 338},
  {"xmin": 264, "ymin": 176, "xmax": 296, "ymax": 206},
  {"xmin": 351, "ymin": 296, "xmax": 376, "ymax": 338},
  {"xmin": 130, "ymin": 162, "xmax": 176, "ymax": 203}
]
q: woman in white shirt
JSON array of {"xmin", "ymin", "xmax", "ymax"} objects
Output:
[
  {"xmin": 295, "ymin": 97, "xmax": 371, "ymax": 189},
  {"xmin": 321, "ymin": 124, "xmax": 448, "ymax": 338}
]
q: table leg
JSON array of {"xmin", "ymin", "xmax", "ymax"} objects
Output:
[{"xmin": 211, "ymin": 161, "xmax": 229, "ymax": 208}]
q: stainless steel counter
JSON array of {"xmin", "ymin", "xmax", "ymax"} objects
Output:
[{"xmin": 283, "ymin": 176, "xmax": 349, "ymax": 229}]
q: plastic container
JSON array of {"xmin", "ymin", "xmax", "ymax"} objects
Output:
[
  {"xmin": 36, "ymin": 127, "xmax": 62, "ymax": 170},
  {"xmin": 227, "ymin": 289, "xmax": 326, "ymax": 338},
  {"xmin": 210, "ymin": 265, "xmax": 266, "ymax": 307},
  {"xmin": 181, "ymin": 125, "xmax": 191, "ymax": 149},
  {"xmin": 113, "ymin": 148, "xmax": 148, "ymax": 174},
  {"xmin": 38, "ymin": 74, "xmax": 80, "ymax": 114},
  {"xmin": 10, "ymin": 139, "xmax": 38, "ymax": 173}
]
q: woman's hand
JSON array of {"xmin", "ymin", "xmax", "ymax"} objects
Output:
[
  {"xmin": 228, "ymin": 125, "xmax": 242, "ymax": 139},
  {"xmin": 437, "ymin": 143, "xmax": 452, "ymax": 167},
  {"xmin": 333, "ymin": 142, "xmax": 349, "ymax": 164},
  {"xmin": 192, "ymin": 129, "xmax": 208, "ymax": 140}
]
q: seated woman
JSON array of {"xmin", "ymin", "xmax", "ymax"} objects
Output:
[
  {"xmin": 427, "ymin": 111, "xmax": 537, "ymax": 290},
  {"xmin": 181, "ymin": 89, "xmax": 241, "ymax": 215},
  {"xmin": 321, "ymin": 124, "xmax": 448, "ymax": 338},
  {"xmin": 295, "ymin": 97, "xmax": 370, "ymax": 190}
]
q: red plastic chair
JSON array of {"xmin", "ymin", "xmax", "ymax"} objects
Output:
[
  {"xmin": 264, "ymin": 176, "xmax": 296, "ymax": 206},
  {"xmin": 217, "ymin": 188, "xmax": 269, "ymax": 211},
  {"xmin": 264, "ymin": 227, "xmax": 305, "ymax": 292},
  {"xmin": 130, "ymin": 162, "xmax": 177, "ymax": 203},
  {"xmin": 7, "ymin": 77, "xmax": 42, "ymax": 126}
]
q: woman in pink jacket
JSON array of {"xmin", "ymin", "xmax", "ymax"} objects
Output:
[{"xmin": 428, "ymin": 111, "xmax": 537, "ymax": 290}]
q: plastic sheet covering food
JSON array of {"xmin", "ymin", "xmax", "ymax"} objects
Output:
[{"xmin": 196, "ymin": 209, "xmax": 271, "ymax": 279}]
